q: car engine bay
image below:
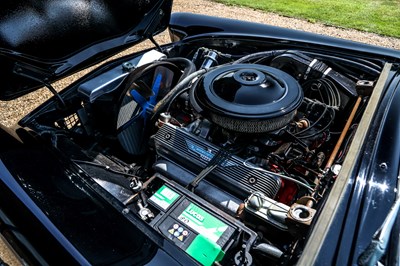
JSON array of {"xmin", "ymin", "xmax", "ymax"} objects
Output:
[{"xmin": 20, "ymin": 39, "xmax": 384, "ymax": 265}]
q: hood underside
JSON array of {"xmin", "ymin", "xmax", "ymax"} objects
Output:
[{"xmin": 0, "ymin": 0, "xmax": 172, "ymax": 100}]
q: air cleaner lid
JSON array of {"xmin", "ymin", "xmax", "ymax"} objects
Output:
[{"xmin": 191, "ymin": 64, "xmax": 303, "ymax": 120}]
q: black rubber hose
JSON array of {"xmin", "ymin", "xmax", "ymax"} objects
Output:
[
  {"xmin": 234, "ymin": 49, "xmax": 381, "ymax": 78},
  {"xmin": 150, "ymin": 68, "xmax": 207, "ymax": 123},
  {"xmin": 122, "ymin": 61, "xmax": 181, "ymax": 94},
  {"xmin": 164, "ymin": 57, "xmax": 197, "ymax": 82},
  {"xmin": 302, "ymin": 51, "xmax": 382, "ymax": 76},
  {"xmin": 152, "ymin": 50, "xmax": 290, "ymax": 121},
  {"xmin": 233, "ymin": 50, "xmax": 287, "ymax": 64}
]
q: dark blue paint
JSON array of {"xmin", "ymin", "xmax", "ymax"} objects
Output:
[
  {"xmin": 169, "ymin": 12, "xmax": 400, "ymax": 61},
  {"xmin": 0, "ymin": 161, "xmax": 91, "ymax": 265}
]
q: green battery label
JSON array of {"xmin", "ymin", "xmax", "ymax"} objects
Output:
[
  {"xmin": 149, "ymin": 185, "xmax": 180, "ymax": 210},
  {"xmin": 178, "ymin": 203, "xmax": 228, "ymax": 243}
]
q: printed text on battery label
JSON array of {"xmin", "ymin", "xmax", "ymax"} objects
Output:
[{"xmin": 178, "ymin": 203, "xmax": 228, "ymax": 243}]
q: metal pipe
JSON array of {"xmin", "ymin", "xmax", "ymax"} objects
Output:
[
  {"xmin": 325, "ymin": 96, "xmax": 362, "ymax": 170},
  {"xmin": 311, "ymin": 96, "xmax": 362, "ymax": 200}
]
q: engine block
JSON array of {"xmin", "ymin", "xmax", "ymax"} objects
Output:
[{"xmin": 153, "ymin": 123, "xmax": 282, "ymax": 199}]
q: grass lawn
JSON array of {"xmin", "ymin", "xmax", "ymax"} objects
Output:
[{"xmin": 213, "ymin": 0, "xmax": 400, "ymax": 38}]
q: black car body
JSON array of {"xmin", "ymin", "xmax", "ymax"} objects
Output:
[{"xmin": 0, "ymin": 1, "xmax": 400, "ymax": 265}]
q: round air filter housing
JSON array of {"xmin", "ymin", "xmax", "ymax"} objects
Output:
[{"xmin": 190, "ymin": 64, "xmax": 303, "ymax": 133}]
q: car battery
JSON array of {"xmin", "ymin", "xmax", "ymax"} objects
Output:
[{"xmin": 147, "ymin": 182, "xmax": 247, "ymax": 266}]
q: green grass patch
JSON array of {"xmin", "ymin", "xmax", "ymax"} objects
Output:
[{"xmin": 213, "ymin": 0, "xmax": 400, "ymax": 38}]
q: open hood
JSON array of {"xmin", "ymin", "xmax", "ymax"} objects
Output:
[{"xmin": 0, "ymin": 0, "xmax": 173, "ymax": 100}]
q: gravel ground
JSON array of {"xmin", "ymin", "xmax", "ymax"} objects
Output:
[
  {"xmin": 0, "ymin": 0, "xmax": 399, "ymax": 265},
  {"xmin": 0, "ymin": 236, "xmax": 19, "ymax": 266}
]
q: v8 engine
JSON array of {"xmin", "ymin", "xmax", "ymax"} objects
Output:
[{"xmin": 26, "ymin": 43, "xmax": 380, "ymax": 265}]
